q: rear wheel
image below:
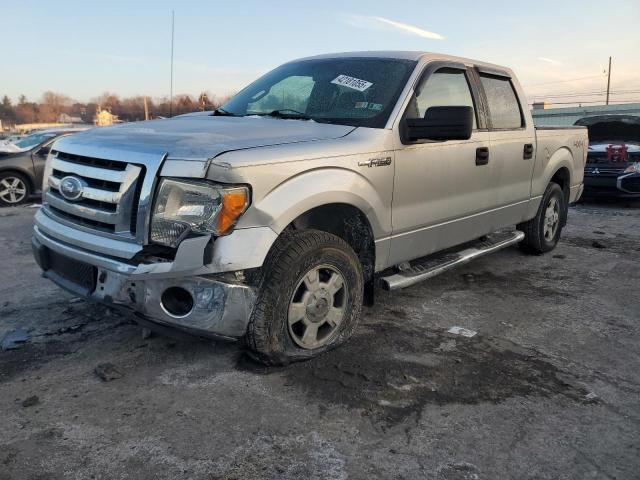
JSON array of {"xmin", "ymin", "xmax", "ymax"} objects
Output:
[
  {"xmin": 518, "ymin": 182, "xmax": 565, "ymax": 253},
  {"xmin": 245, "ymin": 229, "xmax": 363, "ymax": 365},
  {"xmin": 0, "ymin": 173, "xmax": 31, "ymax": 206}
]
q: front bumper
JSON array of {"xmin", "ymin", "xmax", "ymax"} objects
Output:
[
  {"xmin": 32, "ymin": 227, "xmax": 257, "ymax": 340},
  {"xmin": 583, "ymin": 172, "xmax": 640, "ymax": 197}
]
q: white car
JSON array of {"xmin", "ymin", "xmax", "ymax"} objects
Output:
[{"xmin": 0, "ymin": 128, "xmax": 88, "ymax": 154}]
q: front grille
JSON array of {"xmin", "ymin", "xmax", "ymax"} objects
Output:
[
  {"xmin": 584, "ymin": 166, "xmax": 626, "ymax": 177},
  {"xmin": 45, "ymin": 151, "xmax": 143, "ymax": 237},
  {"xmin": 56, "ymin": 151, "xmax": 128, "ymax": 171},
  {"xmin": 48, "ymin": 250, "xmax": 97, "ymax": 293}
]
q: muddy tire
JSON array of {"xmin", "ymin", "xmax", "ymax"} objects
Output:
[
  {"xmin": 0, "ymin": 172, "xmax": 31, "ymax": 206},
  {"xmin": 518, "ymin": 182, "xmax": 565, "ymax": 254},
  {"xmin": 245, "ymin": 229, "xmax": 364, "ymax": 365}
]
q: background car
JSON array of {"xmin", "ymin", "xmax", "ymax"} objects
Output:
[
  {"xmin": 577, "ymin": 115, "xmax": 640, "ymax": 198},
  {"xmin": 0, "ymin": 127, "xmax": 89, "ymax": 206}
]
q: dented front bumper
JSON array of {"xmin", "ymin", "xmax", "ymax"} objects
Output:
[{"xmin": 32, "ymin": 225, "xmax": 257, "ymax": 340}]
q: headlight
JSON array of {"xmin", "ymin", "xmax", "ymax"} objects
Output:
[
  {"xmin": 150, "ymin": 178, "xmax": 250, "ymax": 247},
  {"xmin": 623, "ymin": 162, "xmax": 640, "ymax": 174}
]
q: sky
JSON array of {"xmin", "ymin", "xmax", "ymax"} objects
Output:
[{"xmin": 3, "ymin": 0, "xmax": 640, "ymax": 106}]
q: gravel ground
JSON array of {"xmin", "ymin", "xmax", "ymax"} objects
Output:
[{"xmin": 1, "ymin": 200, "xmax": 639, "ymax": 480}]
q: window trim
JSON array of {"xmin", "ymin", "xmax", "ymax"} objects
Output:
[
  {"xmin": 477, "ymin": 71, "xmax": 527, "ymax": 131},
  {"xmin": 399, "ymin": 61, "xmax": 486, "ymax": 145}
]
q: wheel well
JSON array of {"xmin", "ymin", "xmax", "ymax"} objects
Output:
[
  {"xmin": 550, "ymin": 167, "xmax": 570, "ymax": 225},
  {"xmin": 289, "ymin": 203, "xmax": 376, "ymax": 305}
]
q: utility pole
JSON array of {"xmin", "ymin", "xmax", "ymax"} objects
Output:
[
  {"xmin": 143, "ymin": 96, "xmax": 149, "ymax": 121},
  {"xmin": 169, "ymin": 10, "xmax": 175, "ymax": 117},
  {"xmin": 606, "ymin": 56, "xmax": 612, "ymax": 105}
]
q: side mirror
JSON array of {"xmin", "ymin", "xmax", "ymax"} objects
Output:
[
  {"xmin": 36, "ymin": 146, "xmax": 51, "ymax": 157},
  {"xmin": 403, "ymin": 106, "xmax": 473, "ymax": 142}
]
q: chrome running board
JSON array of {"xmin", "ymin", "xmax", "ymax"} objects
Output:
[{"xmin": 380, "ymin": 230, "xmax": 525, "ymax": 291}]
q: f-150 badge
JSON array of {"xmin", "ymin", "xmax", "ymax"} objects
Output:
[{"xmin": 359, "ymin": 156, "xmax": 392, "ymax": 168}]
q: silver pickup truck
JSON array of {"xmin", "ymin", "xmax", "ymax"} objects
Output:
[{"xmin": 32, "ymin": 51, "xmax": 587, "ymax": 364}]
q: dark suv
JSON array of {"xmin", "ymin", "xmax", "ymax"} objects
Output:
[
  {"xmin": 577, "ymin": 115, "xmax": 640, "ymax": 198},
  {"xmin": 0, "ymin": 128, "xmax": 88, "ymax": 206}
]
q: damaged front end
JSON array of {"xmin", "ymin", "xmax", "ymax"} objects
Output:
[{"xmin": 32, "ymin": 208, "xmax": 258, "ymax": 340}]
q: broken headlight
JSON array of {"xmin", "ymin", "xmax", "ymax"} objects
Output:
[{"xmin": 150, "ymin": 178, "xmax": 249, "ymax": 247}]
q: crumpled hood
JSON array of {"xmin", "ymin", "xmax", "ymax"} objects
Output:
[{"xmin": 53, "ymin": 114, "xmax": 356, "ymax": 162}]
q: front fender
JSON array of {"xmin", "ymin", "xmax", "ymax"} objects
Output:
[{"xmin": 249, "ymin": 166, "xmax": 391, "ymax": 238}]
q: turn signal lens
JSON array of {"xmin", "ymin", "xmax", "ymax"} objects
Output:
[{"xmin": 217, "ymin": 188, "xmax": 250, "ymax": 235}]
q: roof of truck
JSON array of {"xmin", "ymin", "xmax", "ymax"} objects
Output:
[{"xmin": 296, "ymin": 51, "xmax": 512, "ymax": 75}]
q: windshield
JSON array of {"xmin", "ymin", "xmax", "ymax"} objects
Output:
[
  {"xmin": 221, "ymin": 57, "xmax": 417, "ymax": 128},
  {"xmin": 14, "ymin": 132, "xmax": 58, "ymax": 149}
]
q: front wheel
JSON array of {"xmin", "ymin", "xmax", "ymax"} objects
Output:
[
  {"xmin": 0, "ymin": 172, "xmax": 31, "ymax": 206},
  {"xmin": 518, "ymin": 182, "xmax": 565, "ymax": 253},
  {"xmin": 245, "ymin": 229, "xmax": 364, "ymax": 365}
]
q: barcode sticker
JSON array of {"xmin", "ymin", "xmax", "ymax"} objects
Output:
[{"xmin": 331, "ymin": 75, "xmax": 373, "ymax": 92}]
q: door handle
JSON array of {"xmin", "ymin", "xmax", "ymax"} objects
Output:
[
  {"xmin": 523, "ymin": 143, "xmax": 534, "ymax": 159},
  {"xmin": 476, "ymin": 147, "xmax": 489, "ymax": 166}
]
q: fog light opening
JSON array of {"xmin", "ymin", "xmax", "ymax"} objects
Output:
[{"xmin": 160, "ymin": 287, "xmax": 194, "ymax": 318}]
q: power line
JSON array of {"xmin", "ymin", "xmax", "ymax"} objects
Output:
[
  {"xmin": 527, "ymin": 99, "xmax": 640, "ymax": 106},
  {"xmin": 528, "ymin": 87, "xmax": 640, "ymax": 97},
  {"xmin": 529, "ymin": 90, "xmax": 640, "ymax": 100},
  {"xmin": 522, "ymin": 74, "xmax": 607, "ymax": 87}
]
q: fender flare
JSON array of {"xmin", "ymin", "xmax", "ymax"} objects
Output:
[
  {"xmin": 526, "ymin": 146, "xmax": 574, "ymax": 220},
  {"xmin": 544, "ymin": 147, "xmax": 573, "ymax": 188}
]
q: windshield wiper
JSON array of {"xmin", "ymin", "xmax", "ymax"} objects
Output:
[
  {"xmin": 212, "ymin": 108, "xmax": 236, "ymax": 116},
  {"xmin": 263, "ymin": 109, "xmax": 312, "ymax": 120}
]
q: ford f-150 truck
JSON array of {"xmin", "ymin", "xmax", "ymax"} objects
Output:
[{"xmin": 32, "ymin": 51, "xmax": 587, "ymax": 364}]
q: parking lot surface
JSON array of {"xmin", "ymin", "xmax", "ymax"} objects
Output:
[{"xmin": 1, "ymin": 201, "xmax": 639, "ymax": 480}]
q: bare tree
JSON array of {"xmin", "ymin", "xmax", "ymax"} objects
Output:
[
  {"xmin": 14, "ymin": 95, "xmax": 38, "ymax": 124},
  {"xmin": 39, "ymin": 91, "xmax": 72, "ymax": 122},
  {"xmin": 0, "ymin": 90, "xmax": 238, "ymax": 128}
]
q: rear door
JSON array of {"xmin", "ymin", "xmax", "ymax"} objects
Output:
[
  {"xmin": 476, "ymin": 70, "xmax": 536, "ymax": 225},
  {"xmin": 389, "ymin": 63, "xmax": 495, "ymax": 266}
]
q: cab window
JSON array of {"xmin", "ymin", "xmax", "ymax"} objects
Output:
[
  {"xmin": 407, "ymin": 68, "xmax": 477, "ymax": 128},
  {"xmin": 479, "ymin": 74, "xmax": 523, "ymax": 129}
]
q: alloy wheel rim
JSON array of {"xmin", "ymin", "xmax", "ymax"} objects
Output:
[
  {"xmin": 0, "ymin": 177, "xmax": 27, "ymax": 204},
  {"xmin": 543, "ymin": 196, "xmax": 560, "ymax": 241},
  {"xmin": 287, "ymin": 264, "xmax": 348, "ymax": 349}
]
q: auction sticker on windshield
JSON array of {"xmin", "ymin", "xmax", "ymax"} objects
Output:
[{"xmin": 332, "ymin": 75, "xmax": 373, "ymax": 92}]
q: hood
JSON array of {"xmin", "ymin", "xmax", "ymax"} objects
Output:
[
  {"xmin": 53, "ymin": 114, "xmax": 356, "ymax": 162},
  {"xmin": 575, "ymin": 115, "xmax": 640, "ymax": 144}
]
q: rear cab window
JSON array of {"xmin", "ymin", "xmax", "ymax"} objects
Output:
[{"xmin": 479, "ymin": 74, "xmax": 524, "ymax": 129}]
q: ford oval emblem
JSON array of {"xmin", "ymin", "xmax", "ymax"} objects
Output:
[{"xmin": 59, "ymin": 176, "xmax": 84, "ymax": 201}]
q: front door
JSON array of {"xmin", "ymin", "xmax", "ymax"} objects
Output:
[{"xmin": 389, "ymin": 66, "xmax": 497, "ymax": 266}]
